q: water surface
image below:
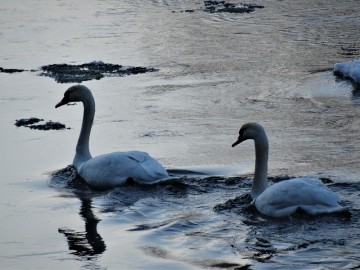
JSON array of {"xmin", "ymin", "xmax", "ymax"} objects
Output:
[{"xmin": 1, "ymin": 0, "xmax": 360, "ymax": 269}]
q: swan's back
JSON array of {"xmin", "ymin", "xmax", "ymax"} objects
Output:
[
  {"xmin": 254, "ymin": 178, "xmax": 348, "ymax": 217},
  {"xmin": 78, "ymin": 151, "xmax": 170, "ymax": 189}
]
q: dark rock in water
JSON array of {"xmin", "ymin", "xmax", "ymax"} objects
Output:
[
  {"xmin": 0, "ymin": 67, "xmax": 26, "ymax": 73},
  {"xmin": 15, "ymin": 117, "xmax": 43, "ymax": 127},
  {"xmin": 39, "ymin": 61, "xmax": 159, "ymax": 83},
  {"xmin": 15, "ymin": 118, "xmax": 69, "ymax": 130}
]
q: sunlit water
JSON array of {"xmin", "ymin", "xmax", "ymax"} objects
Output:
[{"xmin": 1, "ymin": 0, "xmax": 360, "ymax": 269}]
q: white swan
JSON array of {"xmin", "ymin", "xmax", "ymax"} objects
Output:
[
  {"xmin": 232, "ymin": 122, "xmax": 349, "ymax": 218},
  {"xmin": 55, "ymin": 85, "xmax": 174, "ymax": 190}
]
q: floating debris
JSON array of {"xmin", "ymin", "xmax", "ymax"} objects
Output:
[
  {"xmin": 176, "ymin": 1, "xmax": 264, "ymax": 14},
  {"xmin": 0, "ymin": 67, "xmax": 26, "ymax": 73},
  {"xmin": 15, "ymin": 117, "xmax": 43, "ymax": 127},
  {"xmin": 28, "ymin": 121, "xmax": 68, "ymax": 130},
  {"xmin": 15, "ymin": 118, "xmax": 69, "ymax": 130},
  {"xmin": 204, "ymin": 1, "xmax": 264, "ymax": 13},
  {"xmin": 39, "ymin": 61, "xmax": 158, "ymax": 83},
  {"xmin": 1, "ymin": 61, "xmax": 158, "ymax": 83}
]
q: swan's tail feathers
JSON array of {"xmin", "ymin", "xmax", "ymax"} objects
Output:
[
  {"xmin": 260, "ymin": 204, "xmax": 350, "ymax": 218},
  {"xmin": 135, "ymin": 176, "xmax": 187, "ymax": 185},
  {"xmin": 166, "ymin": 168, "xmax": 211, "ymax": 176},
  {"xmin": 300, "ymin": 204, "xmax": 350, "ymax": 216}
]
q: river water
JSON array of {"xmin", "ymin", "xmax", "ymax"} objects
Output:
[{"xmin": 1, "ymin": 0, "xmax": 360, "ymax": 269}]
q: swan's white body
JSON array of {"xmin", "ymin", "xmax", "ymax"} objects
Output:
[
  {"xmin": 232, "ymin": 123, "xmax": 348, "ymax": 218},
  {"xmin": 253, "ymin": 177, "xmax": 347, "ymax": 217},
  {"xmin": 55, "ymin": 85, "xmax": 172, "ymax": 190}
]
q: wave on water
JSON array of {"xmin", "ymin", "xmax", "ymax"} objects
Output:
[{"xmin": 49, "ymin": 165, "xmax": 360, "ymax": 269}]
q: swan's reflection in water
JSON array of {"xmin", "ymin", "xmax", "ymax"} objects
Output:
[{"xmin": 59, "ymin": 198, "xmax": 106, "ymax": 258}]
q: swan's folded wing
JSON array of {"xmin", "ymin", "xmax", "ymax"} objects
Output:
[
  {"xmin": 299, "ymin": 204, "xmax": 349, "ymax": 215},
  {"xmin": 263, "ymin": 178, "xmax": 340, "ymax": 207},
  {"xmin": 124, "ymin": 151, "xmax": 171, "ymax": 183},
  {"xmin": 291, "ymin": 178, "xmax": 341, "ymax": 207},
  {"xmin": 255, "ymin": 178, "xmax": 347, "ymax": 217},
  {"xmin": 78, "ymin": 153, "xmax": 132, "ymax": 189},
  {"xmin": 78, "ymin": 151, "xmax": 174, "ymax": 188}
]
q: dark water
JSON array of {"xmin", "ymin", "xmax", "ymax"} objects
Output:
[
  {"xmin": 1, "ymin": 0, "xmax": 360, "ymax": 269},
  {"xmin": 49, "ymin": 167, "xmax": 360, "ymax": 269}
]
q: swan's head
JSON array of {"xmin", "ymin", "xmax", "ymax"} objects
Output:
[
  {"xmin": 232, "ymin": 122, "xmax": 265, "ymax": 147},
  {"xmin": 55, "ymin": 85, "xmax": 91, "ymax": 108}
]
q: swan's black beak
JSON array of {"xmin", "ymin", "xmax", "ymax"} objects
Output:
[
  {"xmin": 232, "ymin": 137, "xmax": 245, "ymax": 147},
  {"xmin": 55, "ymin": 97, "xmax": 68, "ymax": 108}
]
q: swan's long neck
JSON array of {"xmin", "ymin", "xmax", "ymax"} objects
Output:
[
  {"xmin": 73, "ymin": 91, "xmax": 95, "ymax": 169},
  {"xmin": 251, "ymin": 132, "xmax": 269, "ymax": 199}
]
